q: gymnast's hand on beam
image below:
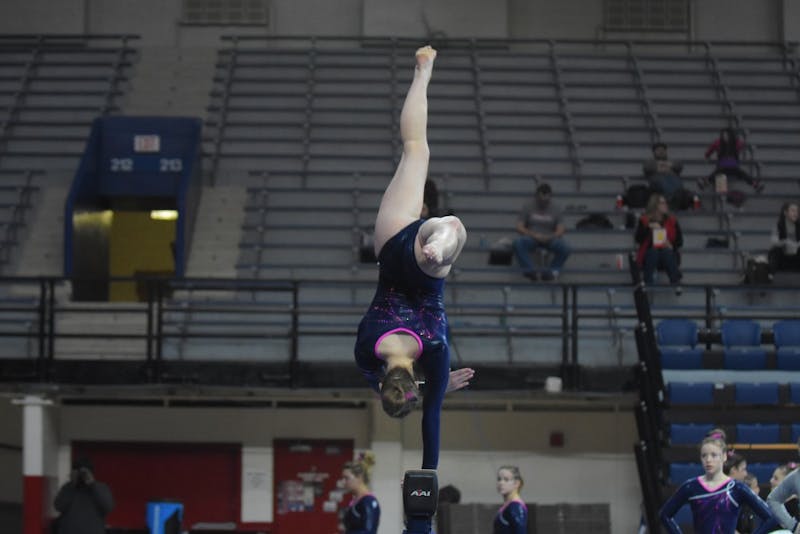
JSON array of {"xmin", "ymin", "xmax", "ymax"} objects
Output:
[{"xmin": 446, "ymin": 367, "xmax": 475, "ymax": 393}]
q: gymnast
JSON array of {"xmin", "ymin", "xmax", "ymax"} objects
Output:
[
  {"xmin": 494, "ymin": 465, "xmax": 528, "ymax": 534},
  {"xmin": 660, "ymin": 433, "xmax": 775, "ymax": 533},
  {"xmin": 353, "ymin": 45, "xmax": 474, "ymax": 471},
  {"xmin": 340, "ymin": 452, "xmax": 380, "ymax": 534}
]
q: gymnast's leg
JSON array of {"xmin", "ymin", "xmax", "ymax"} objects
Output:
[{"xmin": 373, "ymin": 46, "xmax": 436, "ymax": 255}]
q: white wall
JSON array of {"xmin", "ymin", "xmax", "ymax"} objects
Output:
[
  {"xmin": 0, "ymin": 0, "xmax": 84, "ymax": 34},
  {"xmin": 0, "ymin": 0, "xmax": 788, "ymax": 44},
  {"xmin": 693, "ymin": 0, "xmax": 781, "ymax": 42},
  {"xmin": 508, "ymin": 0, "xmax": 604, "ymax": 40},
  {"xmin": 50, "ymin": 401, "xmax": 639, "ymax": 531},
  {"xmin": 363, "ymin": 0, "xmax": 507, "ymax": 38}
]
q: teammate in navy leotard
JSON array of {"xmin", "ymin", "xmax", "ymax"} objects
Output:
[
  {"xmin": 494, "ymin": 465, "xmax": 527, "ymax": 534},
  {"xmin": 339, "ymin": 452, "xmax": 380, "ymax": 534},
  {"xmin": 354, "ymin": 46, "xmax": 474, "ymax": 472},
  {"xmin": 660, "ymin": 434, "xmax": 776, "ymax": 533}
]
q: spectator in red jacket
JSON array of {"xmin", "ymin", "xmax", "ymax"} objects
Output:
[{"xmin": 635, "ymin": 193, "xmax": 683, "ymax": 291}]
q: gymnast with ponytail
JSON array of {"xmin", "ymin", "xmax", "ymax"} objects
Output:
[
  {"xmin": 340, "ymin": 452, "xmax": 380, "ymax": 534},
  {"xmin": 494, "ymin": 465, "xmax": 527, "ymax": 534},
  {"xmin": 353, "ymin": 45, "xmax": 474, "ymax": 471},
  {"xmin": 659, "ymin": 432, "xmax": 776, "ymax": 533}
]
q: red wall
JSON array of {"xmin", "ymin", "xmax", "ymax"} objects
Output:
[{"xmin": 73, "ymin": 441, "xmax": 241, "ymax": 529}]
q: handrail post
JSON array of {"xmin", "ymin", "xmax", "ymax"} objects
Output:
[
  {"xmin": 568, "ymin": 285, "xmax": 579, "ymax": 390},
  {"xmin": 561, "ymin": 284, "xmax": 569, "ymax": 366},
  {"xmin": 37, "ymin": 278, "xmax": 47, "ymax": 380},
  {"xmin": 289, "ymin": 281, "xmax": 300, "ymax": 388},
  {"xmin": 155, "ymin": 279, "xmax": 164, "ymax": 380},
  {"xmin": 47, "ymin": 278, "xmax": 55, "ymax": 368},
  {"xmin": 146, "ymin": 278, "xmax": 154, "ymax": 363}
]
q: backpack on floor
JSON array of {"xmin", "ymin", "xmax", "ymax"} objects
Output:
[
  {"xmin": 743, "ymin": 256, "xmax": 770, "ymax": 284},
  {"xmin": 624, "ymin": 184, "xmax": 652, "ymax": 209}
]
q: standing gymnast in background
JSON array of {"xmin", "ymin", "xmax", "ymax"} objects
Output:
[
  {"xmin": 494, "ymin": 466, "xmax": 528, "ymax": 534},
  {"xmin": 354, "ymin": 45, "xmax": 474, "ymax": 471},
  {"xmin": 339, "ymin": 452, "xmax": 380, "ymax": 534},
  {"xmin": 659, "ymin": 433, "xmax": 775, "ymax": 533}
]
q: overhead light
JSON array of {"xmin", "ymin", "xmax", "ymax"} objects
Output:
[{"xmin": 150, "ymin": 210, "xmax": 178, "ymax": 221}]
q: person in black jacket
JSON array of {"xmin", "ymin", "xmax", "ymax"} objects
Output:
[
  {"xmin": 768, "ymin": 202, "xmax": 800, "ymax": 280},
  {"xmin": 53, "ymin": 457, "xmax": 114, "ymax": 534}
]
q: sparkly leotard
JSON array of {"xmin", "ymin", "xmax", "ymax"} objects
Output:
[
  {"xmin": 493, "ymin": 499, "xmax": 528, "ymax": 534},
  {"xmin": 660, "ymin": 477, "xmax": 775, "ymax": 534},
  {"xmin": 343, "ymin": 494, "xmax": 380, "ymax": 534},
  {"xmin": 354, "ymin": 219, "xmax": 450, "ymax": 470}
]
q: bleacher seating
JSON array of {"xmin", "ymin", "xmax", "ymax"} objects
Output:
[
  {"xmin": 200, "ymin": 38, "xmax": 800, "ymax": 296},
  {"xmin": 734, "ymin": 382, "xmax": 780, "ymax": 405},
  {"xmin": 0, "ymin": 35, "xmax": 137, "ymax": 173},
  {"xmin": 721, "ymin": 319, "xmax": 767, "ymax": 370},
  {"xmin": 656, "ymin": 319, "xmax": 704, "ymax": 369},
  {"xmin": 774, "ymin": 319, "xmax": 800, "ymax": 370}
]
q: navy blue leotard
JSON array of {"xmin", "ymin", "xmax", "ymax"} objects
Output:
[
  {"xmin": 354, "ymin": 219, "xmax": 450, "ymax": 470},
  {"xmin": 660, "ymin": 477, "xmax": 775, "ymax": 534},
  {"xmin": 494, "ymin": 499, "xmax": 528, "ymax": 534},
  {"xmin": 343, "ymin": 494, "xmax": 380, "ymax": 534}
]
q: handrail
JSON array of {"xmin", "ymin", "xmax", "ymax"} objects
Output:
[
  {"xmin": 300, "ymin": 38, "xmax": 317, "ymax": 188},
  {"xmin": 703, "ymin": 42, "xmax": 761, "ymax": 180},
  {"xmin": 208, "ymin": 36, "xmax": 238, "ymax": 185},
  {"xmin": 548, "ymin": 41, "xmax": 583, "ymax": 190},
  {"xmin": 0, "ymin": 277, "xmax": 798, "ymax": 388},
  {"xmin": 467, "ymin": 39, "xmax": 491, "ymax": 191},
  {"xmin": 217, "ymin": 35, "xmax": 798, "ymax": 51},
  {"xmin": 626, "ymin": 42, "xmax": 663, "ymax": 145}
]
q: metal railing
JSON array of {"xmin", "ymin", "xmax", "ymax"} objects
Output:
[{"xmin": 0, "ymin": 277, "xmax": 797, "ymax": 389}]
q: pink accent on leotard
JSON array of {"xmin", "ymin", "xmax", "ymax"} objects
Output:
[
  {"xmin": 374, "ymin": 328, "xmax": 423, "ymax": 360},
  {"xmin": 697, "ymin": 476, "xmax": 730, "ymax": 493},
  {"xmin": 498, "ymin": 497, "xmax": 527, "ymax": 515}
]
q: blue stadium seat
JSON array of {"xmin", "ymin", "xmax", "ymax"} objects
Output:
[
  {"xmin": 670, "ymin": 423, "xmax": 715, "ymax": 445},
  {"xmin": 657, "ymin": 319, "xmax": 704, "ymax": 369},
  {"xmin": 734, "ymin": 382, "xmax": 779, "ymax": 405},
  {"xmin": 774, "ymin": 320, "xmax": 800, "ymax": 370},
  {"xmin": 669, "ymin": 463, "xmax": 704, "ymax": 485},
  {"xmin": 790, "ymin": 383, "xmax": 800, "ymax": 404},
  {"xmin": 792, "ymin": 424, "xmax": 800, "ymax": 443},
  {"xmin": 668, "ymin": 382, "xmax": 714, "ymax": 405},
  {"xmin": 721, "ymin": 320, "xmax": 766, "ymax": 370},
  {"xmin": 736, "ymin": 423, "xmax": 780, "ymax": 444},
  {"xmin": 748, "ymin": 463, "xmax": 779, "ymax": 485}
]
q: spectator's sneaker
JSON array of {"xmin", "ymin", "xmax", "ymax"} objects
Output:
[
  {"xmin": 523, "ymin": 271, "xmax": 538, "ymax": 281},
  {"xmin": 674, "ymin": 285, "xmax": 683, "ymax": 296},
  {"xmin": 541, "ymin": 270, "xmax": 558, "ymax": 282}
]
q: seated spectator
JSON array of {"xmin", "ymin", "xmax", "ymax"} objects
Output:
[
  {"xmin": 643, "ymin": 142, "xmax": 688, "ymax": 209},
  {"xmin": 513, "ymin": 183, "xmax": 571, "ymax": 281},
  {"xmin": 768, "ymin": 202, "xmax": 800, "ymax": 280},
  {"xmin": 634, "ymin": 193, "xmax": 683, "ymax": 292},
  {"xmin": 703, "ymin": 127, "xmax": 764, "ymax": 193}
]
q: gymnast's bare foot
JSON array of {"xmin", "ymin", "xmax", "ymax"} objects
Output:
[
  {"xmin": 422, "ymin": 242, "xmax": 444, "ymax": 265},
  {"xmin": 415, "ymin": 45, "xmax": 437, "ymax": 76}
]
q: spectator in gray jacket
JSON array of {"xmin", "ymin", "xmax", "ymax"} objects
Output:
[{"xmin": 53, "ymin": 457, "xmax": 114, "ymax": 534}]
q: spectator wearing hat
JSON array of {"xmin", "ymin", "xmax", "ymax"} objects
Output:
[
  {"xmin": 513, "ymin": 183, "xmax": 571, "ymax": 281},
  {"xmin": 53, "ymin": 457, "xmax": 114, "ymax": 534}
]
